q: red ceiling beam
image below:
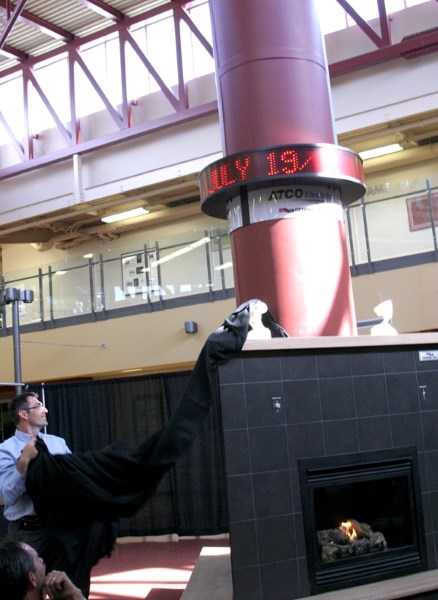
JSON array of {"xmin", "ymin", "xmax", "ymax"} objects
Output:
[
  {"xmin": 0, "ymin": 0, "xmax": 29, "ymax": 51},
  {"xmin": 0, "ymin": 43, "xmax": 27, "ymax": 61},
  {"xmin": 0, "ymin": 2, "xmax": 179, "ymax": 79},
  {"xmin": 0, "ymin": 0, "xmax": 74, "ymax": 44},
  {"xmin": 0, "ymin": 3, "xmax": 212, "ymax": 180},
  {"xmin": 336, "ymin": 0, "xmax": 386, "ymax": 48},
  {"xmin": 330, "ymin": 27, "xmax": 438, "ymax": 77},
  {"xmin": 331, "ymin": 0, "xmax": 438, "ymax": 76},
  {"xmin": 0, "ymin": 100, "xmax": 218, "ymax": 181},
  {"xmin": 376, "ymin": 0, "xmax": 391, "ymax": 46}
]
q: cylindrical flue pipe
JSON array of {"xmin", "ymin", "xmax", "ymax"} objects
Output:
[
  {"xmin": 209, "ymin": 0, "xmax": 336, "ymax": 153},
  {"xmin": 200, "ymin": 0, "xmax": 366, "ymax": 336}
]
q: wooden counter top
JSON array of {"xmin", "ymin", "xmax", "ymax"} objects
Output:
[{"xmin": 243, "ymin": 333, "xmax": 438, "ymax": 352}]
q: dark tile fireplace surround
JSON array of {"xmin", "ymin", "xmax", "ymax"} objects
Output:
[{"xmin": 217, "ymin": 335, "xmax": 438, "ymax": 600}]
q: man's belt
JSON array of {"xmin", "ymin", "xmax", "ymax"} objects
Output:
[{"xmin": 16, "ymin": 515, "xmax": 43, "ymax": 530}]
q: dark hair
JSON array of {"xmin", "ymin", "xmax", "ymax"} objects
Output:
[
  {"xmin": 0, "ymin": 540, "xmax": 35, "ymax": 600},
  {"xmin": 9, "ymin": 392, "xmax": 39, "ymax": 426}
]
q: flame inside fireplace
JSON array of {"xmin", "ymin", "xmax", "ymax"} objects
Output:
[
  {"xmin": 340, "ymin": 520, "xmax": 358, "ymax": 541},
  {"xmin": 317, "ymin": 518, "xmax": 388, "ymax": 563}
]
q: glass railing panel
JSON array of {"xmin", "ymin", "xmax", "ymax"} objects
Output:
[
  {"xmin": 97, "ymin": 249, "xmax": 139, "ymax": 310},
  {"xmin": 363, "ymin": 183, "xmax": 438, "ymax": 262},
  {"xmin": 402, "ymin": 186, "xmax": 438, "ymax": 253},
  {"xmin": 99, "ymin": 255, "xmax": 129, "ymax": 311},
  {"xmin": 100, "ymin": 240, "xmax": 191, "ymax": 309},
  {"xmin": 48, "ymin": 261, "xmax": 94, "ymax": 319},
  {"xmin": 209, "ymin": 228, "xmax": 234, "ymax": 292},
  {"xmin": 154, "ymin": 233, "xmax": 212, "ymax": 300},
  {"xmin": 345, "ymin": 203, "xmax": 369, "ymax": 267},
  {"xmin": 99, "ymin": 227, "xmax": 233, "ymax": 310},
  {"xmin": 102, "ymin": 251, "xmax": 152, "ymax": 310}
]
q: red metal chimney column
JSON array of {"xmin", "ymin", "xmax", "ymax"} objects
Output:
[{"xmin": 199, "ymin": 0, "xmax": 366, "ymax": 336}]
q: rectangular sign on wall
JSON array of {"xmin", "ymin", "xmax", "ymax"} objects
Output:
[{"xmin": 419, "ymin": 350, "xmax": 438, "ymax": 361}]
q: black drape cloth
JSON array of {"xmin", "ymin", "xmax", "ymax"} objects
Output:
[
  {"xmin": 25, "ymin": 301, "xmax": 252, "ymax": 591},
  {"xmin": 41, "ymin": 366, "xmax": 225, "ymax": 538}
]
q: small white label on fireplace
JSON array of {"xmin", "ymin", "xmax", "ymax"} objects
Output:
[{"xmin": 419, "ymin": 350, "xmax": 438, "ymax": 361}]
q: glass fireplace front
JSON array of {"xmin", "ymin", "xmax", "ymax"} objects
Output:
[{"xmin": 299, "ymin": 447, "xmax": 427, "ymax": 595}]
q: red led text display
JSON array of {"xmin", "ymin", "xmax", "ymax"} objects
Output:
[{"xmin": 199, "ymin": 144, "xmax": 366, "ymax": 217}]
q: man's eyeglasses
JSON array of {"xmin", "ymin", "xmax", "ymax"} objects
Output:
[{"xmin": 24, "ymin": 402, "xmax": 44, "ymax": 411}]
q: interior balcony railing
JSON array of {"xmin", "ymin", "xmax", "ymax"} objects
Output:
[{"xmin": 1, "ymin": 177, "xmax": 438, "ymax": 335}]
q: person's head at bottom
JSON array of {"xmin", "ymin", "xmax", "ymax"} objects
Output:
[{"xmin": 0, "ymin": 540, "xmax": 85, "ymax": 600}]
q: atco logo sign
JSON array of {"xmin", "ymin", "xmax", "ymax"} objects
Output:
[
  {"xmin": 226, "ymin": 186, "xmax": 343, "ymax": 232},
  {"xmin": 267, "ymin": 188, "xmax": 336, "ymax": 201}
]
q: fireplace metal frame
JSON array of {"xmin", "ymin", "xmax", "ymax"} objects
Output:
[{"xmin": 298, "ymin": 447, "xmax": 428, "ymax": 595}]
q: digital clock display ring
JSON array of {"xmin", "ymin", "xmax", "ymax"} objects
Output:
[{"xmin": 199, "ymin": 143, "xmax": 366, "ymax": 219}]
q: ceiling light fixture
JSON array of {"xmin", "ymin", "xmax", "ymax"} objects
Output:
[
  {"xmin": 101, "ymin": 207, "xmax": 149, "ymax": 223},
  {"xmin": 359, "ymin": 144, "xmax": 403, "ymax": 160}
]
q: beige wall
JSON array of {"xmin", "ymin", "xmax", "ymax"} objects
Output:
[{"xmin": 0, "ymin": 298, "xmax": 235, "ymax": 384}]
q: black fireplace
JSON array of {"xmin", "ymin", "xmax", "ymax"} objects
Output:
[{"xmin": 299, "ymin": 447, "xmax": 428, "ymax": 595}]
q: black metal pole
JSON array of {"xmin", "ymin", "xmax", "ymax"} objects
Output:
[
  {"xmin": 11, "ymin": 297, "xmax": 22, "ymax": 395},
  {"xmin": 2, "ymin": 287, "xmax": 34, "ymax": 396}
]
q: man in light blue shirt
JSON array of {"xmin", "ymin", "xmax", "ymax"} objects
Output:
[{"xmin": 0, "ymin": 392, "xmax": 70, "ymax": 571}]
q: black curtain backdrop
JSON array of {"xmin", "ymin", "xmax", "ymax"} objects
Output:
[{"xmin": 36, "ymin": 370, "xmax": 228, "ymax": 537}]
